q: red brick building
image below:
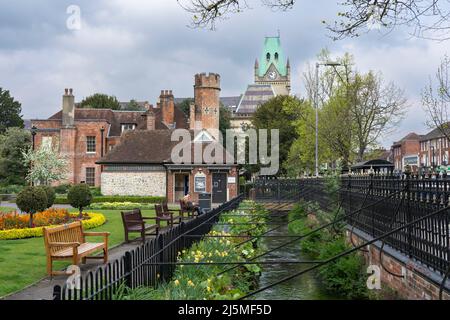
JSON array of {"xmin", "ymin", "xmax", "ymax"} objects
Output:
[
  {"xmin": 391, "ymin": 133, "xmax": 422, "ymax": 173},
  {"xmin": 32, "ymin": 73, "xmax": 239, "ymax": 204},
  {"xmin": 418, "ymin": 124, "xmax": 450, "ymax": 173}
]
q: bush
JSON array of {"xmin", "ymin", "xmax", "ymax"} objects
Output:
[
  {"xmin": 35, "ymin": 185, "xmax": 56, "ymax": 209},
  {"xmin": 15, "ymin": 186, "xmax": 48, "ymax": 228},
  {"xmin": 54, "ymin": 195, "xmax": 165, "ymax": 205},
  {"xmin": 0, "ymin": 184, "xmax": 25, "ymax": 195},
  {"xmin": 54, "ymin": 183, "xmax": 72, "ymax": 195},
  {"xmin": 90, "ymin": 187, "xmax": 102, "ymax": 196},
  {"xmin": 317, "ymin": 236, "xmax": 368, "ymax": 299},
  {"xmin": 67, "ymin": 184, "xmax": 93, "ymax": 218}
]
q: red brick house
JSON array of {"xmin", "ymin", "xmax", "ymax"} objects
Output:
[
  {"xmin": 32, "ymin": 73, "xmax": 239, "ymax": 204},
  {"xmin": 418, "ymin": 124, "xmax": 450, "ymax": 173},
  {"xmin": 391, "ymin": 133, "xmax": 423, "ymax": 173}
]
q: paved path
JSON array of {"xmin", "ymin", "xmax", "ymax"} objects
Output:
[{"xmin": 2, "ymin": 241, "xmax": 141, "ymax": 300}]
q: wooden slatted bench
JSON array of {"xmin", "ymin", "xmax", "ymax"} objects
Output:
[{"xmin": 43, "ymin": 221, "xmax": 109, "ymax": 276}]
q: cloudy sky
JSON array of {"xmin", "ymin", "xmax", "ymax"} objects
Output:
[{"xmin": 0, "ymin": 0, "xmax": 448, "ymax": 147}]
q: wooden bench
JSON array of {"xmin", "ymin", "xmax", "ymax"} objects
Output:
[
  {"xmin": 121, "ymin": 209, "xmax": 159, "ymax": 243},
  {"xmin": 179, "ymin": 199, "xmax": 199, "ymax": 218},
  {"xmin": 155, "ymin": 204, "xmax": 182, "ymax": 227},
  {"xmin": 43, "ymin": 221, "xmax": 109, "ymax": 276}
]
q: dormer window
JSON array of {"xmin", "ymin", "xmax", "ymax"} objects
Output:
[
  {"xmin": 121, "ymin": 123, "xmax": 136, "ymax": 133},
  {"xmin": 266, "ymin": 53, "xmax": 270, "ymax": 61},
  {"xmin": 275, "ymin": 52, "xmax": 279, "ymax": 60}
]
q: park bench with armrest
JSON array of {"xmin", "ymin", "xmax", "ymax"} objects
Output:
[
  {"xmin": 43, "ymin": 221, "xmax": 109, "ymax": 276},
  {"xmin": 121, "ymin": 209, "xmax": 159, "ymax": 243}
]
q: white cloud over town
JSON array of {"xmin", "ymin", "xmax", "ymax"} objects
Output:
[{"xmin": 0, "ymin": 0, "xmax": 448, "ymax": 147}]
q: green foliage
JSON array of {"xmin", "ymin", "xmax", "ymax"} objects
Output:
[
  {"xmin": 35, "ymin": 185, "xmax": 55, "ymax": 209},
  {"xmin": 0, "ymin": 128, "xmax": 31, "ymax": 185},
  {"xmin": 53, "ymin": 183, "xmax": 72, "ymax": 195},
  {"xmin": 67, "ymin": 184, "xmax": 93, "ymax": 218},
  {"xmin": 16, "ymin": 187, "xmax": 48, "ymax": 227},
  {"xmin": 114, "ymin": 200, "xmax": 267, "ymax": 300},
  {"xmin": 0, "ymin": 185, "xmax": 25, "ymax": 195},
  {"xmin": 54, "ymin": 195, "xmax": 165, "ymax": 205},
  {"xmin": 22, "ymin": 146, "xmax": 68, "ymax": 185},
  {"xmin": 219, "ymin": 105, "xmax": 231, "ymax": 139},
  {"xmin": 318, "ymin": 236, "xmax": 368, "ymax": 299},
  {"xmin": 175, "ymin": 98, "xmax": 193, "ymax": 115},
  {"xmin": 0, "ymin": 88, "xmax": 24, "ymax": 134},
  {"xmin": 123, "ymin": 99, "xmax": 145, "ymax": 111},
  {"xmin": 288, "ymin": 200, "xmax": 369, "ymax": 299},
  {"xmin": 252, "ymin": 95, "xmax": 303, "ymax": 175},
  {"xmin": 80, "ymin": 93, "xmax": 121, "ymax": 110},
  {"xmin": 88, "ymin": 202, "xmax": 162, "ymax": 210}
]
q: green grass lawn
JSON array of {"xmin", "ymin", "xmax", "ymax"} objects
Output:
[{"xmin": 0, "ymin": 208, "xmax": 168, "ymax": 298}]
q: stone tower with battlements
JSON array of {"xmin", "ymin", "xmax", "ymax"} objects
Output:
[{"xmin": 190, "ymin": 73, "xmax": 221, "ymax": 138}]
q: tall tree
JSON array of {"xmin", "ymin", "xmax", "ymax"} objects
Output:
[
  {"xmin": 422, "ymin": 55, "xmax": 450, "ymax": 141},
  {"xmin": 0, "ymin": 128, "xmax": 31, "ymax": 185},
  {"xmin": 179, "ymin": 0, "xmax": 450, "ymax": 41},
  {"xmin": 123, "ymin": 99, "xmax": 145, "ymax": 111},
  {"xmin": 0, "ymin": 88, "xmax": 24, "ymax": 134},
  {"xmin": 252, "ymin": 95, "xmax": 302, "ymax": 175},
  {"xmin": 80, "ymin": 93, "xmax": 121, "ymax": 110},
  {"xmin": 349, "ymin": 71, "xmax": 407, "ymax": 161},
  {"xmin": 175, "ymin": 98, "xmax": 194, "ymax": 115}
]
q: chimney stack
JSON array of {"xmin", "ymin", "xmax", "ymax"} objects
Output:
[
  {"xmin": 160, "ymin": 90, "xmax": 175, "ymax": 128},
  {"xmin": 62, "ymin": 88, "xmax": 75, "ymax": 127},
  {"xmin": 142, "ymin": 109, "xmax": 156, "ymax": 131}
]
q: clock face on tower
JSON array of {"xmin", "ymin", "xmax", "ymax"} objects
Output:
[{"xmin": 268, "ymin": 71, "xmax": 277, "ymax": 80}]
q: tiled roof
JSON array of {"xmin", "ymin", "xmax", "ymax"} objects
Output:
[
  {"xmin": 173, "ymin": 96, "xmax": 242, "ymax": 109},
  {"xmin": 392, "ymin": 132, "xmax": 423, "ymax": 146},
  {"xmin": 97, "ymin": 130, "xmax": 235, "ymax": 165},
  {"xmin": 235, "ymin": 84, "xmax": 275, "ymax": 114},
  {"xmin": 420, "ymin": 123, "xmax": 450, "ymax": 141},
  {"xmin": 48, "ymin": 106, "xmax": 188, "ymax": 136}
]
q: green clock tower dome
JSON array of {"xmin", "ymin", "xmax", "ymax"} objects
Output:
[{"xmin": 254, "ymin": 35, "xmax": 291, "ymax": 96}]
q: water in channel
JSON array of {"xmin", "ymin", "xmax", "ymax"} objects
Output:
[{"xmin": 251, "ymin": 215, "xmax": 335, "ymax": 300}]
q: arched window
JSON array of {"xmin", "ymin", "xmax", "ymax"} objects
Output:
[
  {"xmin": 275, "ymin": 52, "xmax": 279, "ymax": 60},
  {"xmin": 266, "ymin": 52, "xmax": 270, "ymax": 61}
]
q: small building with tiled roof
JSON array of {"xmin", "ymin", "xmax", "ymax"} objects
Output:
[
  {"xmin": 31, "ymin": 74, "xmax": 239, "ymax": 204},
  {"xmin": 390, "ymin": 132, "xmax": 423, "ymax": 173},
  {"xmin": 418, "ymin": 123, "xmax": 450, "ymax": 173}
]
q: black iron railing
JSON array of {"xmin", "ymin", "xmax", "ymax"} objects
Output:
[
  {"xmin": 53, "ymin": 195, "xmax": 243, "ymax": 300},
  {"xmin": 253, "ymin": 174, "xmax": 450, "ymax": 276}
]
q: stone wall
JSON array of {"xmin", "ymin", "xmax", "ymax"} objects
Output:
[
  {"xmin": 101, "ymin": 171, "xmax": 166, "ymax": 196},
  {"xmin": 349, "ymin": 228, "xmax": 450, "ymax": 300}
]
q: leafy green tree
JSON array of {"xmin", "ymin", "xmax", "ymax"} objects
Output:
[
  {"xmin": 16, "ymin": 186, "xmax": 48, "ymax": 228},
  {"xmin": 175, "ymin": 98, "xmax": 194, "ymax": 115},
  {"xmin": 252, "ymin": 95, "xmax": 302, "ymax": 175},
  {"xmin": 124, "ymin": 99, "xmax": 145, "ymax": 111},
  {"xmin": 80, "ymin": 93, "xmax": 121, "ymax": 110},
  {"xmin": 219, "ymin": 104, "xmax": 231, "ymax": 139},
  {"xmin": 0, "ymin": 88, "xmax": 24, "ymax": 134},
  {"xmin": 68, "ymin": 184, "xmax": 93, "ymax": 218},
  {"xmin": 0, "ymin": 128, "xmax": 31, "ymax": 185},
  {"xmin": 22, "ymin": 146, "xmax": 68, "ymax": 185}
]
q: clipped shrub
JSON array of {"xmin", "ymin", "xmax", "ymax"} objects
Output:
[
  {"xmin": 89, "ymin": 187, "xmax": 102, "ymax": 196},
  {"xmin": 54, "ymin": 195, "xmax": 165, "ymax": 205},
  {"xmin": 54, "ymin": 183, "xmax": 72, "ymax": 195},
  {"xmin": 35, "ymin": 185, "xmax": 56, "ymax": 209},
  {"xmin": 15, "ymin": 186, "xmax": 48, "ymax": 228},
  {"xmin": 67, "ymin": 184, "xmax": 93, "ymax": 218}
]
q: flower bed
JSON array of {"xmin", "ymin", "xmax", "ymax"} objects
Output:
[
  {"xmin": 114, "ymin": 200, "xmax": 268, "ymax": 300},
  {"xmin": 88, "ymin": 202, "xmax": 158, "ymax": 210},
  {"xmin": 0, "ymin": 209, "xmax": 106, "ymax": 240}
]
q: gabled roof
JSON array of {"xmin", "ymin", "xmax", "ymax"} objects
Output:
[
  {"xmin": 97, "ymin": 129, "xmax": 236, "ymax": 165},
  {"xmin": 392, "ymin": 132, "xmax": 423, "ymax": 146},
  {"xmin": 235, "ymin": 84, "xmax": 275, "ymax": 114},
  {"xmin": 420, "ymin": 123, "xmax": 450, "ymax": 141}
]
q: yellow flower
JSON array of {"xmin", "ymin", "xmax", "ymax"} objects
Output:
[
  {"xmin": 187, "ymin": 280, "xmax": 195, "ymax": 287},
  {"xmin": 207, "ymin": 286, "xmax": 212, "ymax": 292},
  {"xmin": 174, "ymin": 280, "xmax": 180, "ymax": 286}
]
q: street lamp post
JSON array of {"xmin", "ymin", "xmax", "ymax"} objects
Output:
[
  {"xmin": 31, "ymin": 126, "xmax": 37, "ymax": 186},
  {"xmin": 314, "ymin": 61, "xmax": 344, "ymax": 177}
]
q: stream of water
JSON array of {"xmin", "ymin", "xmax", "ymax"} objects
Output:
[{"xmin": 251, "ymin": 216, "xmax": 335, "ymax": 300}]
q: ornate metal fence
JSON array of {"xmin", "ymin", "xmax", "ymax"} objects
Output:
[
  {"xmin": 53, "ymin": 195, "xmax": 243, "ymax": 300},
  {"xmin": 253, "ymin": 174, "xmax": 450, "ymax": 276}
]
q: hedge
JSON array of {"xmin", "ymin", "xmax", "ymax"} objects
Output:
[
  {"xmin": 54, "ymin": 195, "xmax": 166, "ymax": 205},
  {"xmin": 0, "ymin": 212, "xmax": 106, "ymax": 240}
]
